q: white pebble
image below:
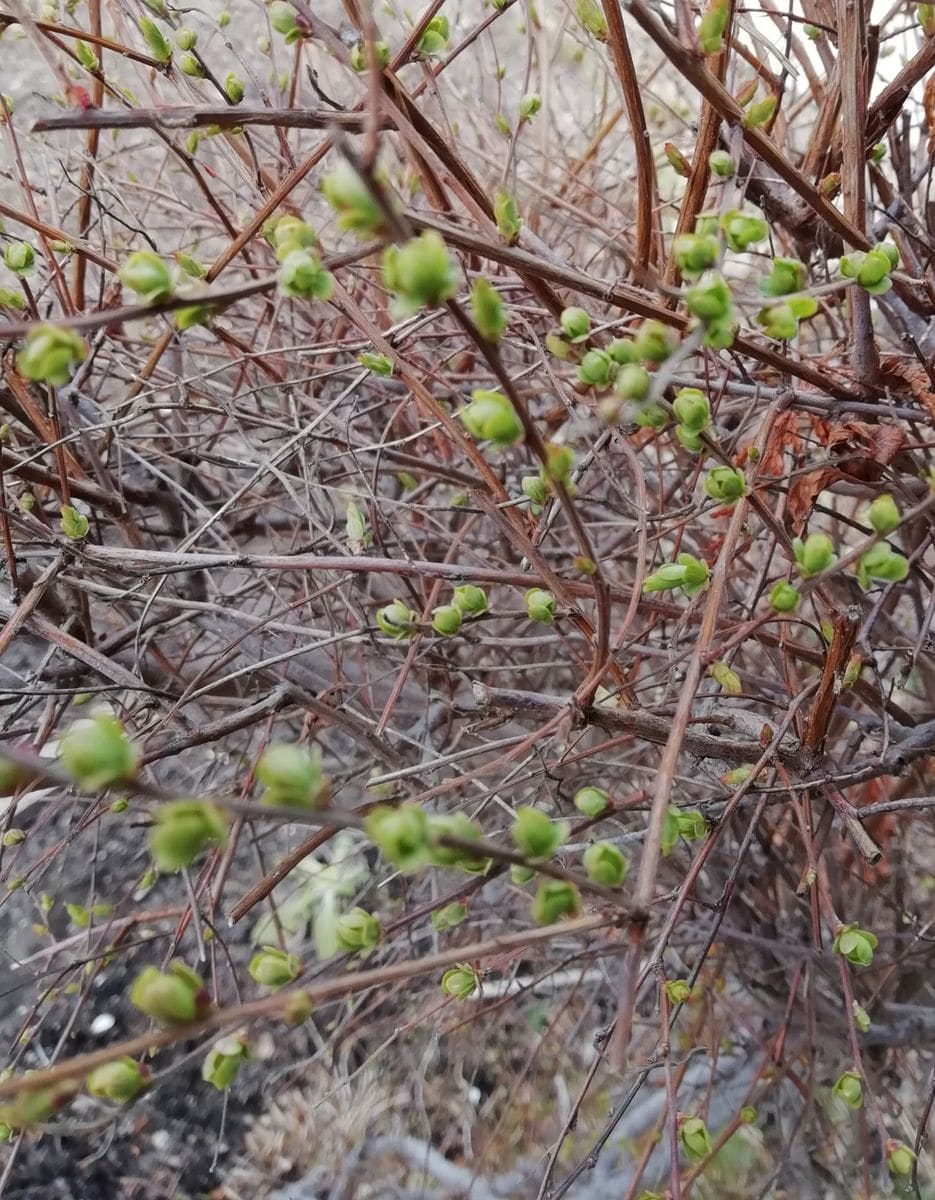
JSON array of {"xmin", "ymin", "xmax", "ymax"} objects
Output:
[{"xmin": 90, "ymin": 1012, "xmax": 115, "ymax": 1035}]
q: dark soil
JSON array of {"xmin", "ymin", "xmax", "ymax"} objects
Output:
[{"xmin": 0, "ymin": 801, "xmax": 311, "ymax": 1199}]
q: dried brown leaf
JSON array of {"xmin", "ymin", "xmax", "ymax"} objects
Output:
[
  {"xmin": 881, "ymin": 354, "xmax": 935, "ymax": 419},
  {"xmin": 926, "ymin": 71, "xmax": 935, "ymax": 153},
  {"xmin": 825, "ymin": 420, "xmax": 905, "ymax": 462},
  {"xmin": 786, "ymin": 465, "xmax": 843, "ymax": 532},
  {"xmin": 759, "ymin": 409, "xmax": 805, "ymax": 478}
]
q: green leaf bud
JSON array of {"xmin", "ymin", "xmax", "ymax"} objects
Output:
[
  {"xmin": 119, "ymin": 250, "xmax": 173, "ymax": 304},
  {"xmin": 418, "ymin": 15, "xmax": 449, "ymax": 55},
  {"xmin": 248, "ymin": 945, "xmax": 301, "ymax": 988},
  {"xmin": 175, "ymin": 303, "xmax": 212, "ymax": 330},
  {"xmin": 175, "ymin": 252, "xmax": 205, "ymax": 279},
  {"xmin": 708, "ymin": 149, "xmax": 735, "ymax": 177},
  {"xmin": 676, "ymin": 809, "xmax": 707, "ymax": 840},
  {"xmin": 225, "ymin": 72, "xmax": 245, "ymax": 103},
  {"xmin": 269, "ymin": 214, "xmax": 315, "ymax": 256},
  {"xmin": 60, "ymin": 713, "xmax": 138, "ymax": 790},
  {"xmin": 867, "ymin": 494, "xmax": 900, "ymax": 534},
  {"xmin": 359, "ymin": 350, "xmax": 393, "ymax": 376},
  {"xmin": 139, "ymin": 15, "xmax": 172, "ymax": 61},
  {"xmin": 18, "ymin": 324, "xmax": 87, "ymax": 386},
  {"xmin": 365, "ymin": 803, "xmax": 429, "ymax": 870},
  {"xmin": 431, "ymin": 604, "xmax": 462, "ymax": 636},
  {"xmin": 676, "ymin": 425, "xmax": 703, "ymax": 452},
  {"xmin": 282, "ymin": 991, "xmax": 314, "ymax": 1025},
  {"xmin": 519, "ymin": 92, "xmax": 542, "ymax": 120},
  {"xmin": 769, "ymin": 581, "xmax": 799, "ymax": 612},
  {"xmin": 525, "ymin": 587, "xmax": 556, "ymax": 623},
  {"xmin": 256, "ymin": 743, "xmax": 327, "ymax": 809},
  {"xmin": 721, "ymin": 208, "xmax": 769, "ymax": 251},
  {"xmin": 558, "ymin": 308, "xmax": 591, "ymax": 345},
  {"xmin": 578, "ymin": 348, "xmax": 613, "ymax": 387},
  {"xmin": 704, "ymin": 465, "xmax": 746, "ymax": 504},
  {"xmin": 643, "ymin": 563, "xmax": 687, "ymax": 594},
  {"xmin": 541, "ymin": 443, "xmax": 574, "ymax": 489},
  {"xmin": 709, "ymin": 660, "xmax": 742, "ymax": 694},
  {"xmin": 493, "ymin": 190, "xmax": 523, "ymax": 242},
  {"xmin": 887, "ymin": 1140, "xmax": 916, "ymax": 1178},
  {"xmin": 470, "ymin": 277, "xmax": 507, "ymax": 342},
  {"xmin": 129, "ymin": 963, "xmax": 207, "ymax": 1024},
  {"xmin": 664, "ymin": 142, "xmax": 692, "ymax": 178},
  {"xmin": 321, "ymin": 162, "xmax": 385, "ymax": 236},
  {"xmin": 672, "ymin": 233, "xmax": 719, "ymax": 279},
  {"xmin": 432, "ymin": 902, "xmax": 467, "ymax": 931},
  {"xmin": 573, "ymin": 785, "xmax": 609, "ymax": 816},
  {"xmin": 856, "ymin": 543, "xmax": 909, "ymax": 589},
  {"xmin": 760, "ymin": 257, "xmax": 807, "ymax": 297},
  {"xmin": 269, "ymin": 2, "xmax": 299, "ymax": 36},
  {"xmin": 698, "ymin": 0, "xmax": 728, "ymax": 53},
  {"xmin": 60, "ymin": 505, "xmax": 89, "ymax": 539},
  {"xmin": 75, "ymin": 39, "xmax": 100, "ymax": 70},
  {"xmin": 607, "ymin": 337, "xmax": 637, "ymax": 364},
  {"xmin": 452, "ymin": 585, "xmax": 488, "ymax": 615},
  {"xmin": 202, "ymin": 1033, "xmax": 249, "ymax": 1090},
  {"xmin": 149, "ymin": 800, "xmax": 227, "ymax": 871},
  {"xmin": 852, "ymin": 1000, "xmax": 871, "ymax": 1034},
  {"xmin": 512, "ymin": 805, "xmax": 568, "ymax": 859},
  {"xmin": 0, "ymin": 1082, "xmax": 79, "ymax": 1130},
  {"xmin": 576, "ymin": 0, "xmax": 608, "ymax": 39},
  {"xmin": 614, "ymin": 363, "xmax": 651, "ymax": 400},
  {"xmin": 582, "ymin": 840, "xmax": 627, "ymax": 886},
  {"xmin": 376, "ymin": 599, "xmax": 419, "ymax": 640},
  {"xmin": 634, "ymin": 320, "xmax": 674, "ymax": 362},
  {"xmin": 383, "ymin": 230, "xmax": 456, "ymax": 310},
  {"xmin": 545, "ymin": 331, "xmax": 572, "ymax": 360},
  {"xmin": 530, "ymin": 880, "xmax": 580, "ymax": 924},
  {"xmin": 673, "ymin": 387, "xmax": 710, "ymax": 431},
  {"xmin": 832, "ymin": 1070, "xmax": 863, "ymax": 1110},
  {"xmin": 680, "ymin": 554, "xmax": 709, "ymax": 596},
  {"xmin": 459, "ymin": 389, "xmax": 523, "ymax": 447},
  {"xmin": 792, "ymin": 532, "xmax": 835, "ymax": 578},
  {"xmin": 633, "ymin": 400, "xmax": 669, "ymax": 429},
  {"xmin": 350, "ymin": 39, "xmax": 390, "ymax": 70},
  {"xmin": 665, "ymin": 978, "xmax": 692, "ymax": 1004},
  {"xmin": 685, "ymin": 273, "xmax": 732, "ymax": 322},
  {"xmin": 832, "ymin": 923, "xmax": 878, "ymax": 966},
  {"xmin": 522, "ymin": 474, "xmax": 548, "ymax": 510},
  {"xmin": 278, "ymin": 249, "xmax": 333, "ymax": 300},
  {"xmin": 87, "ymin": 1057, "xmax": 150, "ymax": 1103},
  {"xmin": 4, "ymin": 242, "xmax": 35, "ymax": 276},
  {"xmin": 680, "ymin": 1115, "xmax": 712, "ymax": 1161},
  {"xmin": 841, "ymin": 244, "xmax": 897, "ymax": 294},
  {"xmin": 335, "ymin": 906, "xmax": 382, "ymax": 952},
  {"xmin": 744, "ymin": 94, "xmax": 777, "ymax": 127},
  {"xmin": 757, "ymin": 302, "xmax": 799, "ymax": 341},
  {"xmin": 440, "ymin": 963, "xmax": 480, "ymax": 1000}
]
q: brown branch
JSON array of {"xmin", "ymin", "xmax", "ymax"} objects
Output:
[
  {"xmin": 31, "ymin": 106, "xmax": 392, "ymax": 134},
  {"xmin": 407, "ymin": 211, "xmax": 864, "ymax": 400},
  {"xmin": 0, "ymin": 915, "xmax": 613, "ymax": 1103},
  {"xmin": 624, "ymin": 0, "xmax": 872, "ymax": 252},
  {"xmin": 601, "ymin": 0, "xmax": 661, "ymax": 270},
  {"xmin": 472, "ymin": 682, "xmax": 808, "ymax": 771}
]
